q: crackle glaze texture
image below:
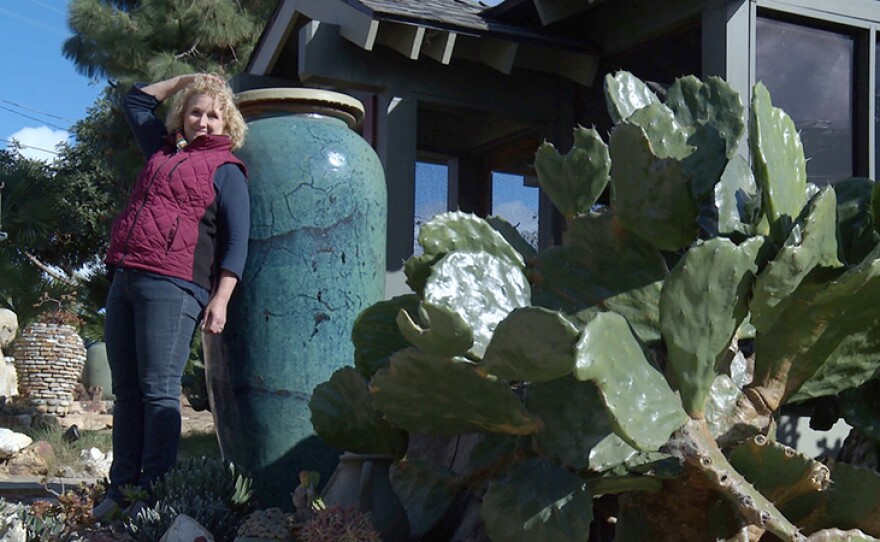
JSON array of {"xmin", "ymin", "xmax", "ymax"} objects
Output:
[{"xmin": 205, "ymin": 100, "xmax": 386, "ymax": 508}]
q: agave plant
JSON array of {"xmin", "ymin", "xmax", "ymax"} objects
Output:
[
  {"xmin": 126, "ymin": 456, "xmax": 254, "ymax": 542},
  {"xmin": 309, "ymin": 71, "xmax": 880, "ymax": 541}
]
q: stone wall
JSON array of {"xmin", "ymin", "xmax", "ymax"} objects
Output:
[{"xmin": 11, "ymin": 323, "xmax": 85, "ymax": 415}]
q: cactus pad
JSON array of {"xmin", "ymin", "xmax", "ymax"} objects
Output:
[
  {"xmin": 424, "ymin": 251, "xmax": 530, "ymax": 358},
  {"xmin": 487, "ymin": 215, "xmax": 538, "ymax": 261},
  {"xmin": 728, "ymin": 435, "xmax": 830, "ymax": 509},
  {"xmin": 834, "ymin": 178, "xmax": 880, "ymax": 265},
  {"xmin": 481, "ymin": 307, "xmax": 579, "ymax": 382},
  {"xmin": 531, "ymin": 212, "xmax": 667, "ymax": 343},
  {"xmin": 481, "ymin": 458, "xmax": 593, "ymax": 542},
  {"xmin": 352, "ymin": 294, "xmax": 421, "ymax": 377},
  {"xmin": 397, "ymin": 302, "xmax": 474, "ymax": 358},
  {"xmin": 754, "ymin": 245, "xmax": 880, "ymax": 407},
  {"xmin": 309, "ymin": 367, "xmax": 408, "ymax": 457},
  {"xmin": 750, "ymin": 187, "xmax": 842, "ymax": 332},
  {"xmin": 661, "ymin": 237, "xmax": 760, "ymax": 417},
  {"xmin": 526, "ymin": 376, "xmax": 612, "ymax": 470},
  {"xmin": 417, "ymin": 211, "xmax": 525, "ymax": 269},
  {"xmin": 626, "ymin": 102, "xmax": 691, "ymax": 159},
  {"xmin": 715, "ymin": 155, "xmax": 760, "ymax": 236},
  {"xmin": 392, "ymin": 459, "xmax": 461, "ymax": 539},
  {"xmin": 370, "ymin": 349, "xmax": 541, "ymax": 435},
  {"xmin": 666, "ymin": 75, "xmax": 745, "ymax": 158},
  {"xmin": 778, "ymin": 461, "xmax": 880, "ymax": 537},
  {"xmin": 588, "ymin": 432, "xmax": 640, "ymax": 473},
  {"xmin": 534, "ymin": 126, "xmax": 610, "ymax": 219},
  {"xmin": 750, "ymin": 82, "xmax": 807, "ymax": 235},
  {"xmin": 610, "ymin": 123, "xmax": 699, "ymax": 250},
  {"xmin": 604, "ymin": 71, "xmax": 661, "ymax": 124},
  {"xmin": 574, "ymin": 312, "xmax": 688, "ymax": 451}
]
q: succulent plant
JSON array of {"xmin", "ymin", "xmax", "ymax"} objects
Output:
[
  {"xmin": 126, "ymin": 456, "xmax": 254, "ymax": 542},
  {"xmin": 297, "ymin": 504, "xmax": 381, "ymax": 542},
  {"xmin": 236, "ymin": 508, "xmax": 296, "ymax": 540},
  {"xmin": 309, "ymin": 71, "xmax": 880, "ymax": 541}
]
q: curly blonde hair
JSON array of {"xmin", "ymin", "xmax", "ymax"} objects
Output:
[{"xmin": 165, "ymin": 75, "xmax": 247, "ymax": 150}]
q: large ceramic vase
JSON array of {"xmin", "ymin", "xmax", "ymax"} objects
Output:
[{"xmin": 204, "ymin": 88, "xmax": 386, "ymax": 508}]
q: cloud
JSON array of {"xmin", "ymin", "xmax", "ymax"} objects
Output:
[
  {"xmin": 5, "ymin": 126, "xmax": 69, "ymax": 162},
  {"xmin": 494, "ymin": 200, "xmax": 538, "ymax": 231},
  {"xmin": 414, "ymin": 201, "xmax": 447, "ymax": 225}
]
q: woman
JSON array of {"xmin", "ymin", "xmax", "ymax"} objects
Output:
[{"xmin": 94, "ymin": 73, "xmax": 249, "ymax": 519}]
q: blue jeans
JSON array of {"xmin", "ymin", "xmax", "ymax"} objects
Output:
[{"xmin": 104, "ymin": 268, "xmax": 202, "ymax": 502}]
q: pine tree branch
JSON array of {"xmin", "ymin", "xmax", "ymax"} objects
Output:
[
  {"xmin": 22, "ymin": 250, "xmax": 79, "ymax": 287},
  {"xmin": 176, "ymin": 41, "xmax": 200, "ymax": 59}
]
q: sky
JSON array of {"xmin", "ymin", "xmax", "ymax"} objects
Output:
[
  {"xmin": 0, "ymin": 0, "xmax": 531, "ymax": 237},
  {"xmin": 0, "ymin": 0, "xmax": 104, "ymax": 161},
  {"xmin": 0, "ymin": 0, "xmax": 503, "ymax": 163}
]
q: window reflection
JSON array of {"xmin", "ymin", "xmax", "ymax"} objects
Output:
[
  {"xmin": 414, "ymin": 162, "xmax": 449, "ymax": 255},
  {"xmin": 492, "ymin": 172, "xmax": 539, "ymax": 250},
  {"xmin": 756, "ymin": 16, "xmax": 854, "ymax": 184}
]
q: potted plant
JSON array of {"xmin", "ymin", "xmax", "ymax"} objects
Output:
[
  {"xmin": 12, "ymin": 291, "xmax": 86, "ymax": 415},
  {"xmin": 308, "ymin": 72, "xmax": 880, "ymax": 541}
]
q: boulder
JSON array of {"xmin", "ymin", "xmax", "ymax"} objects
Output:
[
  {"xmin": 159, "ymin": 514, "xmax": 215, "ymax": 542},
  {"xmin": 5, "ymin": 440, "xmax": 53, "ymax": 476},
  {"xmin": 0, "ymin": 309, "xmax": 17, "ymax": 350},
  {"xmin": 0, "ymin": 428, "xmax": 31, "ymax": 460}
]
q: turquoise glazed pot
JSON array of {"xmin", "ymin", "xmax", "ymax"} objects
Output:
[
  {"xmin": 204, "ymin": 89, "xmax": 386, "ymax": 509},
  {"xmin": 82, "ymin": 342, "xmax": 114, "ymax": 400}
]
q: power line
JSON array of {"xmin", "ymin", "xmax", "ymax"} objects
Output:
[
  {"xmin": 0, "ymin": 7, "xmax": 67, "ymax": 37},
  {"xmin": 24, "ymin": 0, "xmax": 67, "ymax": 16},
  {"xmin": 0, "ymin": 105, "xmax": 69, "ymax": 132},
  {"xmin": 0, "ymin": 98, "xmax": 74, "ymax": 123},
  {"xmin": 0, "ymin": 138, "xmax": 61, "ymax": 156}
]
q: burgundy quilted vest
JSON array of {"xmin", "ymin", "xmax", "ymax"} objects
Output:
[{"xmin": 105, "ymin": 134, "xmax": 245, "ymax": 288}]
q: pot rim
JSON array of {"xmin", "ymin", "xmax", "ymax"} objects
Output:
[{"xmin": 235, "ymin": 88, "xmax": 365, "ymax": 129}]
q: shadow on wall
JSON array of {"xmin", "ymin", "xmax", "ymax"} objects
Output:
[{"xmin": 777, "ymin": 415, "xmax": 851, "ymax": 459}]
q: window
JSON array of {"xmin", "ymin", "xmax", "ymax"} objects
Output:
[
  {"xmin": 492, "ymin": 172, "xmax": 539, "ymax": 250},
  {"xmin": 756, "ymin": 16, "xmax": 855, "ymax": 184},
  {"xmin": 413, "ymin": 161, "xmax": 449, "ymax": 254}
]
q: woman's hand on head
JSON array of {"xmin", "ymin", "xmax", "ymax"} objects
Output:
[{"xmin": 140, "ymin": 73, "xmax": 228, "ymax": 102}]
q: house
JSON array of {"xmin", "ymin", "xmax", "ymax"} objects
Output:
[{"xmin": 236, "ymin": 0, "xmax": 879, "ymax": 301}]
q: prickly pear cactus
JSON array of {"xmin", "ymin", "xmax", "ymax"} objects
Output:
[{"xmin": 309, "ymin": 70, "xmax": 880, "ymax": 542}]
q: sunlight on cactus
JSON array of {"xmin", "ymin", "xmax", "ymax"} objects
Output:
[{"xmin": 309, "ymin": 71, "xmax": 880, "ymax": 542}]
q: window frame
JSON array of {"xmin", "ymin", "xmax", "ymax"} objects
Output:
[{"xmin": 749, "ymin": 1, "xmax": 876, "ymax": 179}]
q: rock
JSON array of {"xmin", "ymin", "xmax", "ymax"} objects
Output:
[
  {"xmin": 62, "ymin": 412, "xmax": 113, "ymax": 431},
  {"xmin": 159, "ymin": 514, "xmax": 215, "ymax": 542},
  {"xmin": 0, "ymin": 361, "xmax": 18, "ymax": 398},
  {"xmin": 0, "ymin": 428, "xmax": 32, "ymax": 459},
  {"xmin": 81, "ymin": 448, "xmax": 112, "ymax": 478},
  {"xmin": 0, "ymin": 309, "xmax": 17, "ymax": 349},
  {"xmin": 6, "ymin": 440, "xmax": 53, "ymax": 476}
]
